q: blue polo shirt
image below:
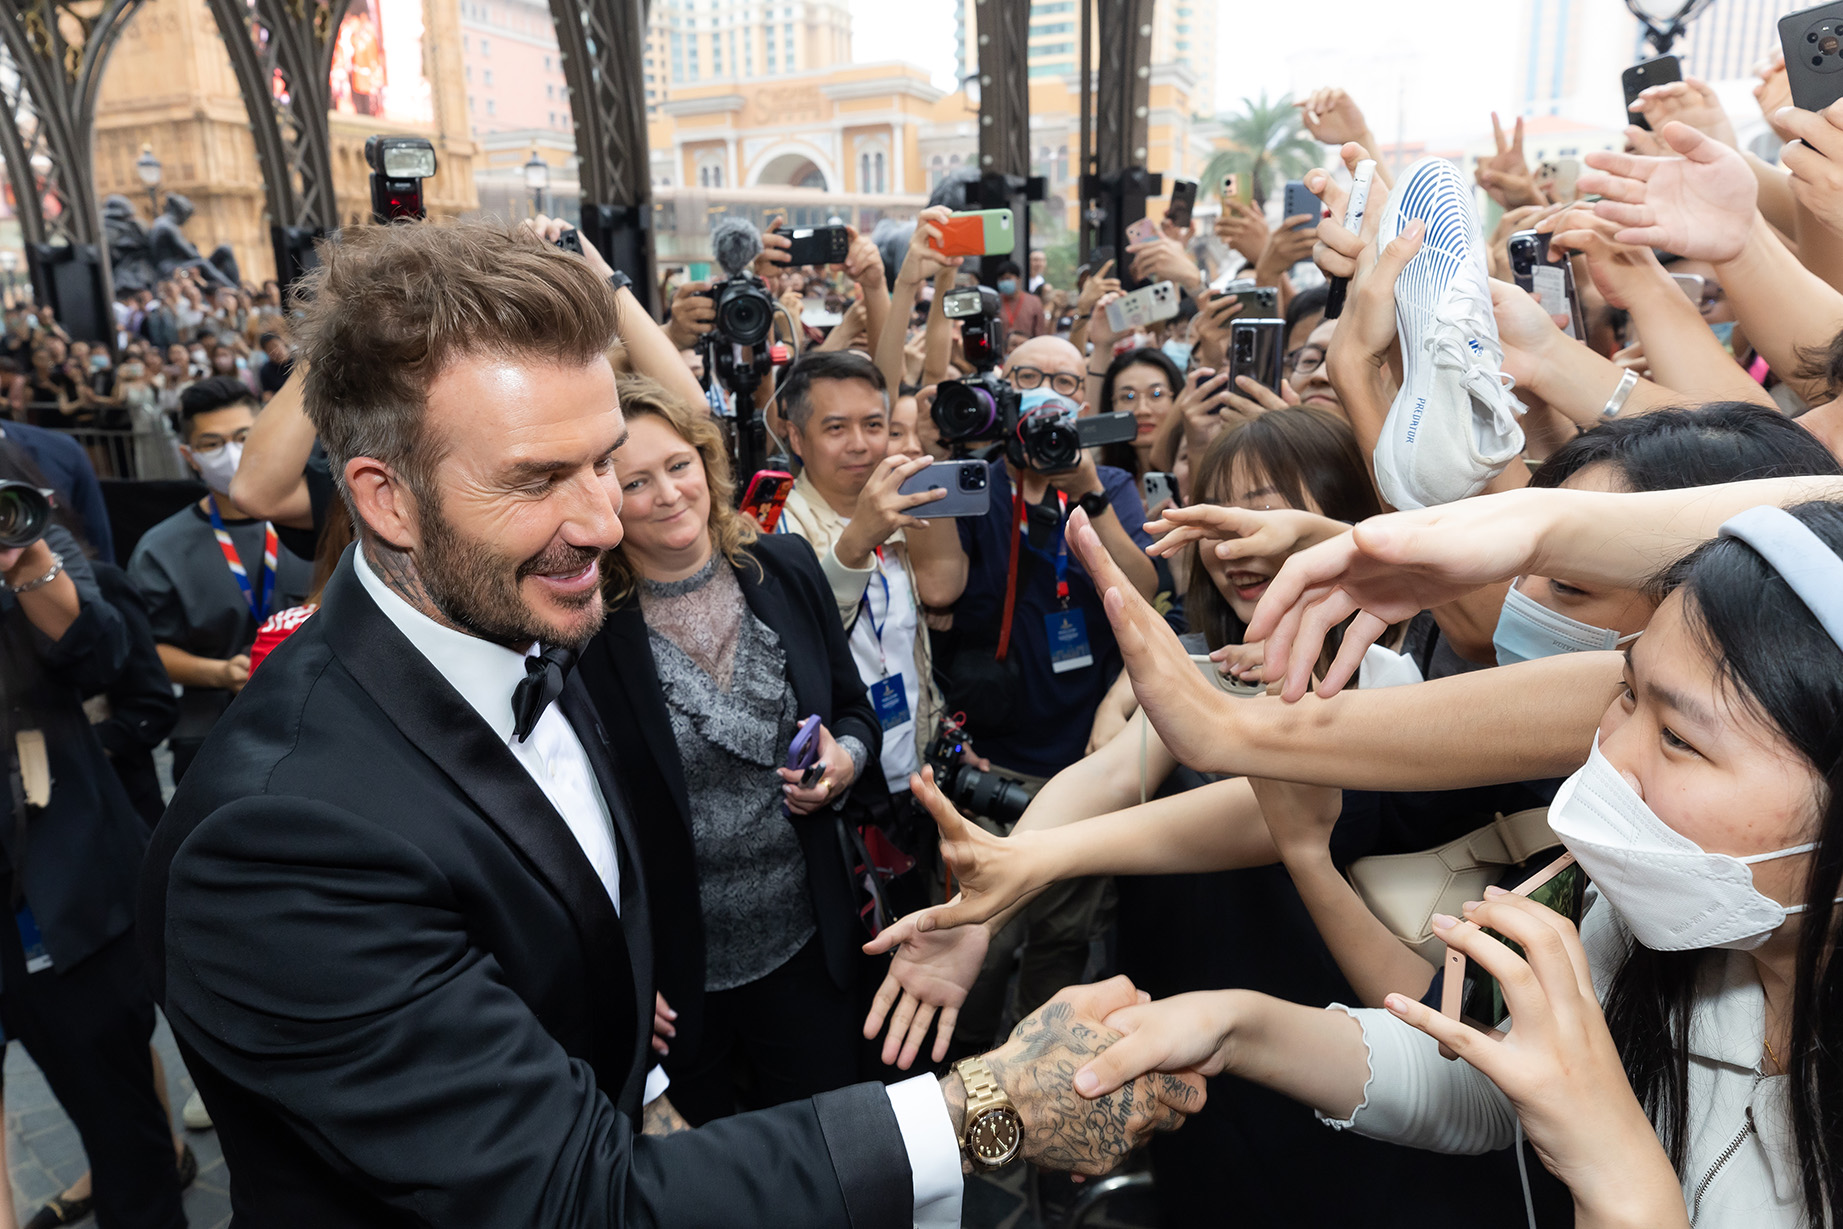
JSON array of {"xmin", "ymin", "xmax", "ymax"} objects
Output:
[{"xmin": 953, "ymin": 460, "xmax": 1150, "ymax": 778}]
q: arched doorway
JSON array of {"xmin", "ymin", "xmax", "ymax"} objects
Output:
[{"xmin": 755, "ymin": 152, "xmax": 827, "ymax": 191}]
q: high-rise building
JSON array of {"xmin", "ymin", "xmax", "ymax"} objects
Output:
[
  {"xmin": 956, "ymin": 0, "xmax": 1216, "ymax": 116},
  {"xmin": 457, "ymin": 0, "xmax": 573, "ymax": 134},
  {"xmin": 1672, "ymin": 0, "xmax": 1803, "ymax": 84},
  {"xmin": 1515, "ymin": 0, "xmax": 1646, "ymax": 122}
]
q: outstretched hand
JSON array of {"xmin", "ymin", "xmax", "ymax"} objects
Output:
[
  {"xmin": 1579, "ymin": 122, "xmax": 1757, "ymax": 262},
  {"xmin": 862, "ymin": 916, "xmax": 990, "ymax": 1069}
]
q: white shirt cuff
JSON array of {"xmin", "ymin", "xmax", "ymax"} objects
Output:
[
  {"xmin": 884, "ymin": 1073, "xmax": 963, "ymax": 1228},
  {"xmin": 643, "ymin": 1064, "xmax": 671, "ymax": 1107}
]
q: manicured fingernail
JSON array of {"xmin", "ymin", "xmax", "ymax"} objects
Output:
[
  {"xmin": 666, "ymin": 1008, "xmax": 678, "ymax": 1019},
  {"xmin": 1483, "ymin": 885, "xmax": 1509, "ymax": 898},
  {"xmin": 1075, "ymin": 1069, "xmax": 1101, "ymax": 1096},
  {"xmin": 1461, "ymin": 900, "xmax": 1482, "ymax": 913},
  {"xmin": 1384, "ymin": 994, "xmax": 1408, "ymax": 1014},
  {"xmin": 1431, "ymin": 912, "xmax": 1459, "ymax": 931}
]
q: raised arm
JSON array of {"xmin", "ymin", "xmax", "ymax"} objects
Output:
[{"xmin": 229, "ymin": 367, "xmax": 316, "ymax": 529}]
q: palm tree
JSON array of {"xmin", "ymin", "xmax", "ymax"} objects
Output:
[{"xmin": 1201, "ymin": 91, "xmax": 1322, "ymax": 210}]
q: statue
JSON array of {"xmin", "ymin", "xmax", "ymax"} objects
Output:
[
  {"xmin": 104, "ymin": 194, "xmax": 158, "ymax": 293},
  {"xmin": 148, "ymin": 195, "xmax": 241, "ymax": 289}
]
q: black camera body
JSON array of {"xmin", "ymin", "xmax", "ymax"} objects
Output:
[
  {"xmin": 0, "ymin": 481, "xmax": 52, "ymax": 550},
  {"xmin": 701, "ymin": 270, "xmax": 780, "ymax": 401},
  {"xmin": 924, "ymin": 715, "xmax": 1033, "ymax": 828}
]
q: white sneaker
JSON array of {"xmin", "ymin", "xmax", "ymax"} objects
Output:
[
  {"xmin": 1372, "ymin": 156, "xmax": 1524, "ymax": 510},
  {"xmin": 182, "ymin": 1088, "xmax": 213, "ymax": 1131}
]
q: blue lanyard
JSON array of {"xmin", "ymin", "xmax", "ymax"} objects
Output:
[
  {"xmin": 858, "ymin": 547, "xmax": 891, "ymax": 672},
  {"xmin": 1050, "ymin": 491, "xmax": 1071, "ymax": 606},
  {"xmin": 205, "ymin": 495, "xmax": 276, "ymax": 623}
]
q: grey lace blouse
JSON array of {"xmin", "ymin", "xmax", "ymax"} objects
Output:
[{"xmin": 640, "ymin": 556, "xmax": 817, "ymax": 991}]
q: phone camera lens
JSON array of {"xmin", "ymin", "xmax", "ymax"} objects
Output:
[
  {"xmin": 1824, "ymin": 34, "xmax": 1840, "ymax": 55},
  {"xmin": 1817, "ymin": 55, "xmax": 1827, "ymax": 66}
]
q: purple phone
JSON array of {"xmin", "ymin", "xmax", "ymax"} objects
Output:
[{"xmin": 787, "ymin": 714, "xmax": 824, "ymax": 788}]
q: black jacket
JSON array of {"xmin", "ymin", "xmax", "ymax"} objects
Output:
[
  {"xmin": 90, "ymin": 562, "xmax": 177, "ymax": 829},
  {"xmin": 578, "ymin": 534, "xmax": 881, "ymax": 1059},
  {"xmin": 138, "ymin": 550, "xmax": 913, "ymax": 1227},
  {"xmin": 0, "ymin": 524, "xmax": 146, "ymax": 983}
]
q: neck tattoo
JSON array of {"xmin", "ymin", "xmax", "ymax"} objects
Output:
[{"xmin": 364, "ymin": 538, "xmax": 466, "ymax": 636}]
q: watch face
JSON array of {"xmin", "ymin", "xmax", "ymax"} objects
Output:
[{"xmin": 969, "ymin": 1107, "xmax": 1023, "ymax": 1167}]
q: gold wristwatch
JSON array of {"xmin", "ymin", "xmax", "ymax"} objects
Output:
[{"xmin": 953, "ymin": 1055, "xmax": 1023, "ymax": 1171}]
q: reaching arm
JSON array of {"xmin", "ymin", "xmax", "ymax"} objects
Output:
[
  {"xmin": 230, "ymin": 369, "xmax": 317, "ymax": 529},
  {"xmin": 613, "ymin": 288, "xmax": 708, "ymax": 410}
]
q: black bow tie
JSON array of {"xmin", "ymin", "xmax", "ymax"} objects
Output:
[{"xmin": 511, "ymin": 644, "xmax": 578, "ymax": 743}]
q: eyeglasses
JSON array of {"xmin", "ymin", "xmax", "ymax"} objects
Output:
[
  {"xmin": 1285, "ymin": 346, "xmax": 1327, "ymax": 378},
  {"xmin": 1115, "ymin": 386, "xmax": 1170, "ymax": 405},
  {"xmin": 1008, "ymin": 366, "xmax": 1083, "ymax": 397},
  {"xmin": 190, "ymin": 428, "xmax": 251, "ymax": 456}
]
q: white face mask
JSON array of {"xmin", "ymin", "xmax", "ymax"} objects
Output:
[
  {"xmin": 188, "ymin": 441, "xmax": 243, "ymax": 497},
  {"xmin": 1492, "ymin": 580, "xmax": 1641, "ymax": 664},
  {"xmin": 1549, "ymin": 733, "xmax": 1832, "ymax": 952}
]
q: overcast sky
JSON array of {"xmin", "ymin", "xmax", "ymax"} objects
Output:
[{"xmin": 850, "ymin": 0, "xmax": 1541, "ymax": 148}]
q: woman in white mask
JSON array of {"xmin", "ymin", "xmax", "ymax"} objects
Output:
[{"xmin": 1057, "ymin": 484, "xmax": 1843, "ymax": 1229}]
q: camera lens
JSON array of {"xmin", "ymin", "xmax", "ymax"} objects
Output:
[
  {"xmin": 0, "ymin": 481, "xmax": 50, "ymax": 550},
  {"xmin": 932, "ymin": 381, "xmax": 1000, "ymax": 442},
  {"xmin": 1824, "ymin": 34, "xmax": 1840, "ymax": 55},
  {"xmin": 960, "ymin": 466, "xmax": 986, "ymax": 491},
  {"xmin": 1021, "ymin": 412, "xmax": 1079, "ymax": 472},
  {"xmin": 714, "ymin": 279, "xmax": 774, "ymax": 347}
]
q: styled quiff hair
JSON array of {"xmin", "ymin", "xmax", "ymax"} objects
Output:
[{"xmin": 293, "ymin": 221, "xmax": 622, "ymax": 508}]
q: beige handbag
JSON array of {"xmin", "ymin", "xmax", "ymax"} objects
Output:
[{"xmin": 1346, "ymin": 808, "xmax": 1559, "ymax": 964}]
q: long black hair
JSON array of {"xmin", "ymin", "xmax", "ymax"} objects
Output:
[
  {"xmin": 1183, "ymin": 407, "xmax": 1380, "ymax": 653},
  {"xmin": 1531, "ymin": 401, "xmax": 1842, "ymax": 493},
  {"xmin": 1096, "ymin": 347, "xmax": 1184, "ymax": 479},
  {"xmin": 1604, "ymin": 500, "xmax": 1843, "ymax": 1227}
]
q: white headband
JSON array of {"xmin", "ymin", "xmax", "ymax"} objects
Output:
[{"xmin": 1719, "ymin": 505, "xmax": 1843, "ymax": 654}]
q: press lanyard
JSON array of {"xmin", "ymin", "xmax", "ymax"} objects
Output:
[
  {"xmin": 859, "ymin": 546, "xmax": 892, "ymax": 676},
  {"xmin": 996, "ymin": 488, "xmax": 1068, "ymax": 661},
  {"xmin": 206, "ymin": 495, "xmax": 278, "ymax": 624}
]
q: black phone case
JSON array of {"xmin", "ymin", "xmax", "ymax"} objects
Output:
[
  {"xmin": 1782, "ymin": 3, "xmax": 1843, "ymax": 114},
  {"xmin": 1281, "ymin": 182, "xmax": 1323, "ymax": 231},
  {"xmin": 1622, "ymin": 55, "xmax": 1681, "ymax": 130},
  {"xmin": 1166, "ymin": 180, "xmax": 1198, "ymax": 229},
  {"xmin": 1229, "ymin": 319, "xmax": 1286, "ymax": 394},
  {"xmin": 783, "ymin": 227, "xmax": 851, "ymax": 266},
  {"xmin": 1508, "ymin": 231, "xmax": 1586, "ymax": 341}
]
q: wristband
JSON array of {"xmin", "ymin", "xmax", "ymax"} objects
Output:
[
  {"xmin": 1601, "ymin": 367, "xmax": 1639, "ymax": 419},
  {"xmin": 607, "ymin": 270, "xmax": 634, "ymax": 295},
  {"xmin": 6, "ymin": 550, "xmax": 62, "ymax": 594},
  {"xmin": 1074, "ymin": 491, "xmax": 1111, "ymax": 520}
]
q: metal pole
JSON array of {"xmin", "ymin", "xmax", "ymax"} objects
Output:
[{"xmin": 1078, "ymin": 0, "xmax": 1091, "ymax": 262}]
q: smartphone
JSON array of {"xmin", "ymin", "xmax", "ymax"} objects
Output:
[
  {"xmin": 1221, "ymin": 172, "xmax": 1252, "ymax": 204},
  {"xmin": 739, "ymin": 469, "xmax": 794, "ymax": 531},
  {"xmin": 1125, "ymin": 217, "xmax": 1161, "ymax": 246},
  {"xmin": 1508, "ymin": 230, "xmax": 1587, "ymax": 341},
  {"xmin": 554, "ymin": 228, "xmax": 584, "ymax": 255},
  {"xmin": 1782, "ymin": 2, "xmax": 1843, "ymax": 113},
  {"xmin": 1441, "ymin": 853, "xmax": 1588, "ymax": 1032},
  {"xmin": 1141, "ymin": 471, "xmax": 1178, "ymax": 510},
  {"xmin": 1622, "ymin": 54, "xmax": 1682, "ymax": 130},
  {"xmin": 1074, "ymin": 412, "xmax": 1140, "ymax": 450},
  {"xmin": 1105, "ymin": 280, "xmax": 1181, "ymax": 332},
  {"xmin": 930, "ymin": 209, "xmax": 1016, "ymax": 258},
  {"xmin": 896, "ymin": 459, "xmax": 991, "ymax": 518},
  {"xmin": 783, "ymin": 225, "xmax": 851, "ymax": 266},
  {"xmin": 1166, "ymin": 180, "xmax": 1198, "ymax": 229},
  {"xmin": 1533, "ymin": 157, "xmax": 1580, "ymax": 203},
  {"xmin": 1189, "ymin": 654, "xmax": 1265, "ymax": 698},
  {"xmin": 1220, "ymin": 277, "xmax": 1280, "ymax": 318},
  {"xmin": 782, "ymin": 713, "xmax": 825, "ymax": 805},
  {"xmin": 1229, "ymin": 318, "xmax": 1286, "ymax": 395},
  {"xmin": 1670, "ymin": 272, "xmax": 1706, "ymax": 305},
  {"xmin": 1281, "ymin": 180, "xmax": 1324, "ymax": 231}
]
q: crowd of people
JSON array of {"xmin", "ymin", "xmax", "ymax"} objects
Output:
[{"xmin": 2, "ymin": 54, "xmax": 1843, "ymax": 1229}]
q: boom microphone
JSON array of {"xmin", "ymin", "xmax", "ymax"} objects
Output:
[{"xmin": 712, "ymin": 216, "xmax": 765, "ymax": 279}]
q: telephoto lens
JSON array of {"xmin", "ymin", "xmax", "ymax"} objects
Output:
[
  {"xmin": 931, "ymin": 373, "xmax": 1011, "ymax": 443},
  {"xmin": 0, "ymin": 481, "xmax": 51, "ymax": 551}
]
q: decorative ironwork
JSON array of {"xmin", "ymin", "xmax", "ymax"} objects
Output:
[
  {"xmin": 201, "ymin": 0, "xmax": 351, "ymax": 235},
  {"xmin": 1623, "ymin": 0, "xmax": 1714, "ymax": 57},
  {"xmin": 974, "ymin": 0, "xmax": 1028, "ymax": 179},
  {"xmin": 1093, "ymin": 0, "xmax": 1154, "ymax": 176},
  {"xmin": 548, "ymin": 0, "xmax": 654, "ymax": 293},
  {"xmin": 0, "ymin": 0, "xmax": 145, "ymax": 268}
]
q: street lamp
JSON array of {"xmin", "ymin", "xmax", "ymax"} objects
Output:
[
  {"xmin": 135, "ymin": 144, "xmax": 162, "ymax": 218},
  {"xmin": 524, "ymin": 148, "xmax": 549, "ymax": 218}
]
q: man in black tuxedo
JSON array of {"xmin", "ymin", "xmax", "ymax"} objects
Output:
[{"xmin": 138, "ymin": 221, "xmax": 1202, "ymax": 1227}]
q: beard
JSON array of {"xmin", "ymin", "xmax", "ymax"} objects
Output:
[{"xmin": 416, "ymin": 493, "xmax": 607, "ymax": 651}]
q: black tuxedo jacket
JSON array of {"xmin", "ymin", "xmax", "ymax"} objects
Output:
[
  {"xmin": 577, "ymin": 533, "xmax": 880, "ymax": 1060},
  {"xmin": 137, "ymin": 551, "xmax": 914, "ymax": 1227}
]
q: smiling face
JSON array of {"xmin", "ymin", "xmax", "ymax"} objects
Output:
[
  {"xmin": 407, "ymin": 353, "xmax": 625, "ymax": 650},
  {"xmin": 612, "ymin": 413, "xmax": 713, "ymax": 565},
  {"xmin": 787, "ymin": 375, "xmax": 889, "ymax": 504},
  {"xmin": 1110, "ymin": 360, "xmax": 1176, "ymax": 441},
  {"xmin": 1601, "ymin": 593, "xmax": 1822, "ymax": 910},
  {"xmin": 1205, "ymin": 458, "xmax": 1323, "ymax": 623}
]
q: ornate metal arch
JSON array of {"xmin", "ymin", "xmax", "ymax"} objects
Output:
[
  {"xmin": 202, "ymin": 0, "xmax": 352, "ymax": 241},
  {"xmin": 1093, "ymin": 0, "xmax": 1153, "ymax": 176},
  {"xmin": 973, "ymin": 0, "xmax": 1028, "ymax": 180}
]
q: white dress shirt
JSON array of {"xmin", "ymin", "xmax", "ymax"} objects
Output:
[{"xmin": 355, "ymin": 548, "xmax": 963, "ymax": 1224}]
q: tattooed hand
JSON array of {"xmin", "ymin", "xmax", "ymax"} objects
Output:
[
  {"xmin": 641, "ymin": 1093, "xmax": 691, "ymax": 1137},
  {"xmin": 971, "ymin": 976, "xmax": 1206, "ymax": 1175}
]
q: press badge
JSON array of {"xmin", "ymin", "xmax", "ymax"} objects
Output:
[
  {"xmin": 871, "ymin": 674, "xmax": 911, "ymax": 731},
  {"xmin": 1046, "ymin": 608, "xmax": 1094, "ymax": 674},
  {"xmin": 15, "ymin": 905, "xmax": 51, "ymax": 973}
]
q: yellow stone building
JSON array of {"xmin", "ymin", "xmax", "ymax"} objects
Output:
[{"xmin": 90, "ymin": 0, "xmax": 479, "ymax": 285}]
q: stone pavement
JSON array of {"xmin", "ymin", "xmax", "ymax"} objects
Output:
[{"xmin": 4, "ymin": 1014, "xmax": 229, "ymax": 1229}]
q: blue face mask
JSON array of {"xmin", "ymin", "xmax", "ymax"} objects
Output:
[
  {"xmin": 1018, "ymin": 387, "xmax": 1080, "ymax": 422},
  {"xmin": 1710, "ymin": 320, "xmax": 1736, "ymax": 348},
  {"xmin": 1162, "ymin": 340, "xmax": 1193, "ymax": 370},
  {"xmin": 997, "ymin": 278, "xmax": 1019, "ymax": 296},
  {"xmin": 1492, "ymin": 581, "xmax": 1640, "ymax": 665}
]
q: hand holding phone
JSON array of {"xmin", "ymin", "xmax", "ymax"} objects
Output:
[
  {"xmin": 928, "ymin": 210, "xmax": 1016, "ymax": 258},
  {"xmin": 782, "ymin": 714, "xmax": 825, "ymax": 814},
  {"xmin": 1622, "ymin": 55, "xmax": 1682, "ymax": 130},
  {"xmin": 1438, "ymin": 853, "xmax": 1587, "ymax": 1035}
]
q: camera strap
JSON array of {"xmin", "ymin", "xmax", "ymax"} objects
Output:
[{"xmin": 996, "ymin": 488, "xmax": 1067, "ymax": 662}]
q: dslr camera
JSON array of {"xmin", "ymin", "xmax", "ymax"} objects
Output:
[
  {"xmin": 924, "ymin": 714, "xmax": 1033, "ymax": 827},
  {"xmin": 931, "ymin": 287, "xmax": 1137, "ymax": 473},
  {"xmin": 0, "ymin": 481, "xmax": 53, "ymax": 550},
  {"xmin": 701, "ymin": 270, "xmax": 779, "ymax": 399}
]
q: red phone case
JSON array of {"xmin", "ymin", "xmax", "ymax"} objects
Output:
[
  {"xmin": 931, "ymin": 214, "xmax": 990, "ymax": 258},
  {"xmin": 740, "ymin": 471, "xmax": 794, "ymax": 531}
]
